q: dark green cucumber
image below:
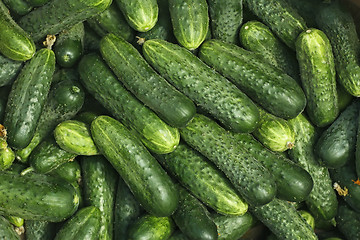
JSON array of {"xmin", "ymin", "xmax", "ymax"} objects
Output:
[
  {"xmin": 25, "ymin": 220, "xmax": 56, "ymax": 240},
  {"xmin": 180, "ymin": 114, "xmax": 276, "ymax": 206},
  {"xmin": 74, "ymin": 111, "xmax": 99, "ymax": 125},
  {"xmin": 81, "ymin": 155, "xmax": 118, "ymax": 240},
  {"xmin": 127, "ymin": 214, "xmax": 175, "ymax": 240},
  {"xmin": 316, "ymin": 1, "xmax": 360, "ymax": 96},
  {"xmin": 208, "ymin": 0, "xmax": 243, "ymax": 44},
  {"xmin": 155, "ymin": 142, "xmax": 248, "ymax": 215},
  {"xmin": 4, "ymin": 48, "xmax": 55, "ymax": 149},
  {"xmin": 296, "ymin": 28, "xmax": 339, "ymax": 127},
  {"xmin": 336, "ymin": 201, "xmax": 360, "ymax": 240},
  {"xmin": 100, "ymin": 33, "xmax": 196, "ymax": 128},
  {"xmin": 0, "ymin": 216, "xmax": 20, "ymax": 240},
  {"xmin": 169, "ymin": 0, "xmax": 208, "ymax": 50},
  {"xmin": 18, "ymin": 0, "xmax": 112, "ymax": 42},
  {"xmin": 244, "ymin": 0, "xmax": 307, "ymax": 49},
  {"xmin": 24, "ymin": 0, "xmax": 49, "ymax": 7},
  {"xmin": 115, "ymin": 0, "xmax": 158, "ymax": 32},
  {"xmin": 0, "ymin": 54, "xmax": 22, "ymax": 87},
  {"xmin": 288, "ymin": 114, "xmax": 338, "ymax": 220},
  {"xmin": 50, "ymin": 160, "xmax": 81, "ymax": 183},
  {"xmin": 284, "ymin": 0, "xmax": 321, "ymax": 27},
  {"xmin": 54, "ymin": 120, "xmax": 99, "ymax": 156},
  {"xmin": 83, "ymin": 23, "xmax": 101, "ymax": 53},
  {"xmin": 3, "ymin": 0, "xmax": 32, "ymax": 16},
  {"xmin": 0, "ymin": 171, "xmax": 79, "ymax": 222},
  {"xmin": 315, "ymin": 100, "xmax": 360, "ymax": 168},
  {"xmin": 54, "ymin": 206, "xmax": 101, "ymax": 240},
  {"xmin": 337, "ymin": 83, "xmax": 354, "ymax": 112},
  {"xmin": 78, "ymin": 53, "xmax": 180, "ymax": 154},
  {"xmin": 239, "ymin": 20, "xmax": 300, "ymax": 81},
  {"xmin": 252, "ymin": 109, "xmax": 295, "ymax": 152},
  {"xmin": 114, "ymin": 177, "xmax": 143, "ymax": 240},
  {"xmin": 143, "ymin": 39, "xmax": 260, "ymax": 133},
  {"xmin": 169, "ymin": 231, "xmax": 189, "ymax": 240},
  {"xmin": 199, "ymin": 39, "xmax": 306, "ymax": 119},
  {"xmin": 91, "ymin": 115, "xmax": 179, "ymax": 216},
  {"xmin": 211, "ymin": 212, "xmax": 255, "ymax": 240}
]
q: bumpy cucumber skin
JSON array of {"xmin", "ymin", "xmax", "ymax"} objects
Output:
[
  {"xmin": 316, "ymin": 1, "xmax": 360, "ymax": 96},
  {"xmin": 315, "ymin": 101, "xmax": 360, "ymax": 169},
  {"xmin": 0, "ymin": 54, "xmax": 22, "ymax": 87},
  {"xmin": 199, "ymin": 39, "xmax": 306, "ymax": 119},
  {"xmin": 127, "ymin": 215, "xmax": 175, "ymax": 240},
  {"xmin": 115, "ymin": 0, "xmax": 158, "ymax": 32},
  {"xmin": 25, "ymin": 220, "xmax": 56, "ymax": 240},
  {"xmin": 239, "ymin": 20, "xmax": 300, "ymax": 81},
  {"xmin": 81, "ymin": 155, "xmax": 118, "ymax": 240},
  {"xmin": 180, "ymin": 114, "xmax": 276, "ymax": 206},
  {"xmin": 143, "ymin": 39, "xmax": 260, "ymax": 133},
  {"xmin": 0, "ymin": 171, "xmax": 79, "ymax": 222},
  {"xmin": 244, "ymin": 0, "xmax": 307, "ymax": 49},
  {"xmin": 336, "ymin": 202, "xmax": 360, "ymax": 240},
  {"xmin": 18, "ymin": 0, "xmax": 112, "ymax": 42},
  {"xmin": 78, "ymin": 53, "xmax": 180, "ymax": 154},
  {"xmin": 250, "ymin": 198, "xmax": 317, "ymax": 240},
  {"xmin": 296, "ymin": 28, "xmax": 339, "ymax": 127},
  {"xmin": 100, "ymin": 34, "xmax": 196, "ymax": 128},
  {"xmin": 155, "ymin": 142, "xmax": 248, "ymax": 216},
  {"xmin": 288, "ymin": 114, "xmax": 338, "ymax": 220},
  {"xmin": 91, "ymin": 115, "xmax": 179, "ymax": 217},
  {"xmin": 4, "ymin": 48, "xmax": 55, "ymax": 149},
  {"xmin": 173, "ymin": 187, "xmax": 218, "ymax": 240},
  {"xmin": 54, "ymin": 206, "xmax": 101, "ymax": 240},
  {"xmin": 169, "ymin": 0, "xmax": 208, "ymax": 50},
  {"xmin": 0, "ymin": 216, "xmax": 20, "ymax": 240}
]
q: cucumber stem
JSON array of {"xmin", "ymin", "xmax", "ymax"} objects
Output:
[
  {"xmin": 0, "ymin": 124, "xmax": 7, "ymax": 139},
  {"xmin": 286, "ymin": 141, "xmax": 294, "ymax": 149},
  {"xmin": 43, "ymin": 35, "xmax": 57, "ymax": 50},
  {"xmin": 136, "ymin": 36, "xmax": 146, "ymax": 45},
  {"xmin": 20, "ymin": 167, "xmax": 34, "ymax": 176}
]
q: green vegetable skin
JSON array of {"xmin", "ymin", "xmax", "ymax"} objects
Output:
[
  {"xmin": 0, "ymin": 54, "xmax": 22, "ymax": 87},
  {"xmin": 3, "ymin": 0, "xmax": 32, "ymax": 16},
  {"xmin": 0, "ymin": 216, "xmax": 20, "ymax": 240}
]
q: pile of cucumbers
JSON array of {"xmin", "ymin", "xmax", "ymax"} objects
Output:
[{"xmin": 0, "ymin": 0, "xmax": 359, "ymax": 239}]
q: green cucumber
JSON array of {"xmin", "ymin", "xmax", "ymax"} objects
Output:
[
  {"xmin": 54, "ymin": 206, "xmax": 101, "ymax": 240},
  {"xmin": 244, "ymin": 0, "xmax": 307, "ymax": 49},
  {"xmin": 78, "ymin": 53, "xmax": 180, "ymax": 154},
  {"xmin": 199, "ymin": 39, "xmax": 306, "ymax": 119},
  {"xmin": 0, "ymin": 54, "xmax": 22, "ymax": 87},
  {"xmin": 284, "ymin": 0, "xmax": 321, "ymax": 27},
  {"xmin": 127, "ymin": 215, "xmax": 175, "ymax": 240},
  {"xmin": 50, "ymin": 160, "xmax": 81, "ymax": 183},
  {"xmin": 0, "ymin": 171, "xmax": 79, "ymax": 222},
  {"xmin": 81, "ymin": 155, "xmax": 118, "ymax": 240},
  {"xmin": 114, "ymin": 0, "xmax": 158, "ymax": 32},
  {"xmin": 288, "ymin": 114, "xmax": 338, "ymax": 220},
  {"xmin": 208, "ymin": 0, "xmax": 243, "ymax": 44},
  {"xmin": 0, "ymin": 146, "xmax": 15, "ymax": 170},
  {"xmin": 3, "ymin": 0, "xmax": 32, "ymax": 16},
  {"xmin": 54, "ymin": 120, "xmax": 99, "ymax": 156},
  {"xmin": 315, "ymin": 1, "xmax": 360, "ymax": 96},
  {"xmin": 143, "ymin": 39, "xmax": 260, "ymax": 133},
  {"xmin": 169, "ymin": 0, "xmax": 208, "ymax": 50},
  {"xmin": 91, "ymin": 115, "xmax": 179, "ymax": 216},
  {"xmin": 100, "ymin": 33, "xmax": 196, "ymax": 128},
  {"xmin": 83, "ymin": 23, "xmax": 101, "ymax": 53},
  {"xmin": 315, "ymin": 100, "xmax": 360, "ymax": 168},
  {"xmin": 4, "ymin": 48, "xmax": 55, "ymax": 149},
  {"xmin": 180, "ymin": 114, "xmax": 276, "ymax": 206},
  {"xmin": 336, "ymin": 201, "xmax": 360, "ymax": 240},
  {"xmin": 169, "ymin": 231, "xmax": 189, "ymax": 240},
  {"xmin": 0, "ymin": 216, "xmax": 20, "ymax": 240},
  {"xmin": 155, "ymin": 142, "xmax": 248, "ymax": 216},
  {"xmin": 24, "ymin": 0, "xmax": 49, "ymax": 7},
  {"xmin": 25, "ymin": 220, "xmax": 56, "ymax": 240},
  {"xmin": 239, "ymin": 20, "xmax": 300, "ymax": 81},
  {"xmin": 18, "ymin": 0, "xmax": 112, "ymax": 42},
  {"xmin": 252, "ymin": 109, "xmax": 295, "ymax": 152},
  {"xmin": 295, "ymin": 28, "xmax": 339, "ymax": 127},
  {"xmin": 337, "ymin": 83, "xmax": 354, "ymax": 112}
]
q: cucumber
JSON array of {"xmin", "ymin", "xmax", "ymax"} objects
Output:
[
  {"xmin": 0, "ymin": 171, "xmax": 79, "ymax": 222},
  {"xmin": 208, "ymin": 0, "xmax": 243, "ymax": 44},
  {"xmin": 180, "ymin": 114, "xmax": 276, "ymax": 206},
  {"xmin": 54, "ymin": 120, "xmax": 99, "ymax": 156},
  {"xmin": 24, "ymin": 0, "xmax": 49, "ymax": 7},
  {"xmin": 0, "ymin": 216, "xmax": 20, "ymax": 240},
  {"xmin": 78, "ymin": 53, "xmax": 180, "ymax": 154},
  {"xmin": 315, "ymin": 100, "xmax": 360, "ymax": 168},
  {"xmin": 315, "ymin": 1, "xmax": 360, "ymax": 96},
  {"xmin": 81, "ymin": 155, "xmax": 118, "ymax": 240},
  {"xmin": 169, "ymin": 231, "xmax": 189, "ymax": 240},
  {"xmin": 295, "ymin": 28, "xmax": 339, "ymax": 127},
  {"xmin": 142, "ymin": 39, "xmax": 260, "ymax": 133},
  {"xmin": 155, "ymin": 142, "xmax": 248, "ymax": 215},
  {"xmin": 288, "ymin": 114, "xmax": 338, "ymax": 220},
  {"xmin": 284, "ymin": 0, "xmax": 321, "ymax": 27},
  {"xmin": 173, "ymin": 187, "xmax": 218, "ymax": 240},
  {"xmin": 0, "ymin": 146, "xmax": 15, "ymax": 170},
  {"xmin": 239, "ymin": 20, "xmax": 300, "ymax": 81},
  {"xmin": 0, "ymin": 54, "xmax": 22, "ymax": 87},
  {"xmin": 25, "ymin": 220, "xmax": 56, "ymax": 240},
  {"xmin": 114, "ymin": 0, "xmax": 158, "ymax": 32},
  {"xmin": 91, "ymin": 115, "xmax": 179, "ymax": 216},
  {"xmin": 169, "ymin": 0, "xmax": 208, "ymax": 50},
  {"xmin": 336, "ymin": 201, "xmax": 360, "ymax": 240},
  {"xmin": 3, "ymin": 0, "xmax": 32, "ymax": 16},
  {"xmin": 252, "ymin": 109, "xmax": 295, "ymax": 152},
  {"xmin": 127, "ymin": 215, "xmax": 175, "ymax": 240},
  {"xmin": 337, "ymin": 83, "xmax": 354, "ymax": 112},
  {"xmin": 199, "ymin": 39, "xmax": 306, "ymax": 119},
  {"xmin": 83, "ymin": 23, "xmax": 101, "ymax": 53},
  {"xmin": 51, "ymin": 160, "xmax": 81, "ymax": 183},
  {"xmin": 244, "ymin": 0, "xmax": 307, "ymax": 49},
  {"xmin": 4, "ymin": 48, "xmax": 55, "ymax": 149},
  {"xmin": 18, "ymin": 0, "xmax": 112, "ymax": 42},
  {"xmin": 54, "ymin": 206, "xmax": 101, "ymax": 240},
  {"xmin": 100, "ymin": 33, "xmax": 196, "ymax": 128},
  {"xmin": 211, "ymin": 212, "xmax": 255, "ymax": 240}
]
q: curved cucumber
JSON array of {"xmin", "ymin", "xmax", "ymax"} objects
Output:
[{"xmin": 0, "ymin": 54, "xmax": 22, "ymax": 87}]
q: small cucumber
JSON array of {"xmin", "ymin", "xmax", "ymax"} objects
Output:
[
  {"xmin": 0, "ymin": 216, "xmax": 20, "ymax": 240},
  {"xmin": 25, "ymin": 220, "xmax": 56, "ymax": 240},
  {"xmin": 50, "ymin": 160, "xmax": 81, "ymax": 184},
  {"xmin": 0, "ymin": 54, "xmax": 22, "ymax": 87},
  {"xmin": 336, "ymin": 201, "xmax": 360, "ymax": 240},
  {"xmin": 0, "ymin": 146, "xmax": 15, "ymax": 170}
]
